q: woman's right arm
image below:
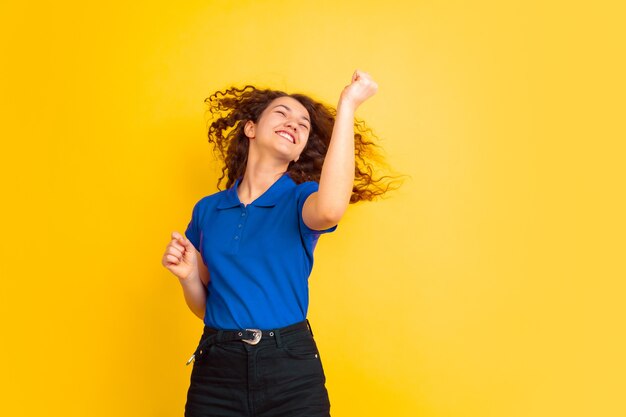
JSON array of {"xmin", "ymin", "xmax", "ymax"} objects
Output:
[{"xmin": 162, "ymin": 232, "xmax": 210, "ymax": 320}]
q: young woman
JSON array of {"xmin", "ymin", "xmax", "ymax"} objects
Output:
[{"xmin": 162, "ymin": 70, "xmax": 393, "ymax": 417}]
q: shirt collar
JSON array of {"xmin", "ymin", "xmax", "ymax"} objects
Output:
[{"xmin": 217, "ymin": 172, "xmax": 294, "ymax": 209}]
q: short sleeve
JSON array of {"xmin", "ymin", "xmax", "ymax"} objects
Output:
[
  {"xmin": 184, "ymin": 200, "xmax": 202, "ymax": 252},
  {"xmin": 296, "ymin": 181, "xmax": 338, "ymax": 235}
]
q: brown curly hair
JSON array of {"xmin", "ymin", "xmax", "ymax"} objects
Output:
[{"xmin": 204, "ymin": 85, "xmax": 401, "ymax": 203}]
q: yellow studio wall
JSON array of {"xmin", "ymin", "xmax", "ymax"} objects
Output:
[{"xmin": 1, "ymin": 1, "xmax": 625, "ymax": 416}]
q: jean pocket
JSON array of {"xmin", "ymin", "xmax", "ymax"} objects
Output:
[{"xmin": 282, "ymin": 336, "xmax": 320, "ymax": 360}]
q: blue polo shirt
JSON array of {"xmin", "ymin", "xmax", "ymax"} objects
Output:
[{"xmin": 184, "ymin": 172, "xmax": 337, "ymax": 330}]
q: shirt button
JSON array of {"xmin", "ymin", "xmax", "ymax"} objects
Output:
[
  {"xmin": 238, "ymin": 224, "xmax": 242, "ymax": 228},
  {"xmin": 234, "ymin": 236, "xmax": 239, "ymax": 240},
  {"xmin": 241, "ymin": 212, "xmax": 246, "ymax": 217}
]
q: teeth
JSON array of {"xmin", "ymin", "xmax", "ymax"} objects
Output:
[{"xmin": 277, "ymin": 131, "xmax": 294, "ymax": 143}]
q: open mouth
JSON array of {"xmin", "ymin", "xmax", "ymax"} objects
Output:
[{"xmin": 276, "ymin": 130, "xmax": 295, "ymax": 144}]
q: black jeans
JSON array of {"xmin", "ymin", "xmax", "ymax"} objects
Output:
[{"xmin": 184, "ymin": 320, "xmax": 331, "ymax": 417}]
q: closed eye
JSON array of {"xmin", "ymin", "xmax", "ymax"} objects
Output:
[{"xmin": 272, "ymin": 105, "xmax": 310, "ymax": 130}]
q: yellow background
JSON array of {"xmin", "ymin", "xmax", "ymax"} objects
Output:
[{"xmin": 1, "ymin": 1, "xmax": 624, "ymax": 416}]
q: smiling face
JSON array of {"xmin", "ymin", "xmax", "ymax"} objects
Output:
[{"xmin": 244, "ymin": 96, "xmax": 311, "ymax": 164}]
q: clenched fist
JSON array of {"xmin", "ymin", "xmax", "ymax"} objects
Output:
[
  {"xmin": 162, "ymin": 231, "xmax": 198, "ymax": 281},
  {"xmin": 339, "ymin": 69, "xmax": 378, "ymax": 110}
]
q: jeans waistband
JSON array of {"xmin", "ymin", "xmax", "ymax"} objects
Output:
[
  {"xmin": 186, "ymin": 320, "xmax": 313, "ymax": 366},
  {"xmin": 202, "ymin": 319, "xmax": 312, "ymax": 338}
]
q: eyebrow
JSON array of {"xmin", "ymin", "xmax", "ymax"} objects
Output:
[{"xmin": 272, "ymin": 104, "xmax": 311, "ymax": 124}]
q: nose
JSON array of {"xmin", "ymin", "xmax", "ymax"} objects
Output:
[{"xmin": 284, "ymin": 119, "xmax": 297, "ymax": 132}]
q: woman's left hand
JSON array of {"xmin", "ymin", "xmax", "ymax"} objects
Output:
[{"xmin": 339, "ymin": 69, "xmax": 378, "ymax": 110}]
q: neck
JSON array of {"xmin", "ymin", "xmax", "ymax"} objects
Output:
[{"xmin": 237, "ymin": 158, "xmax": 289, "ymax": 205}]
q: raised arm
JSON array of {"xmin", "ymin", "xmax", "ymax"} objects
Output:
[{"xmin": 302, "ymin": 70, "xmax": 378, "ymax": 230}]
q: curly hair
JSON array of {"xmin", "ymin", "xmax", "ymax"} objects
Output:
[{"xmin": 204, "ymin": 85, "xmax": 401, "ymax": 203}]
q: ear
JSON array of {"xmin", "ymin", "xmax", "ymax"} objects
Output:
[{"xmin": 244, "ymin": 120, "xmax": 256, "ymax": 139}]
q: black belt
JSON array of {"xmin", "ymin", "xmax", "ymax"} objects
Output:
[{"xmin": 186, "ymin": 320, "xmax": 311, "ymax": 365}]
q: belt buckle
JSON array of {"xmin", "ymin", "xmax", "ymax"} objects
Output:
[{"xmin": 242, "ymin": 329, "xmax": 262, "ymax": 345}]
